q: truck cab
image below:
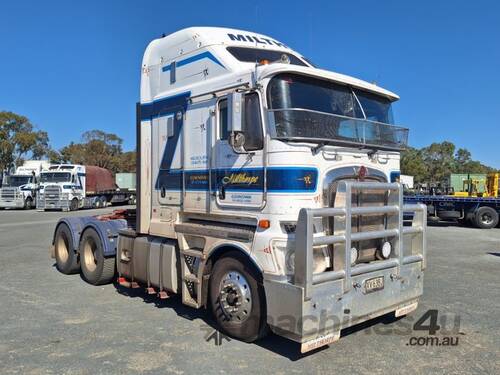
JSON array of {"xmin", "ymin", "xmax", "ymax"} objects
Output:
[
  {"xmin": 37, "ymin": 164, "xmax": 86, "ymax": 211},
  {"xmin": 51, "ymin": 27, "xmax": 426, "ymax": 352},
  {"xmin": 0, "ymin": 160, "xmax": 49, "ymax": 209}
]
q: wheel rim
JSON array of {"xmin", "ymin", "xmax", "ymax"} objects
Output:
[
  {"xmin": 218, "ymin": 271, "xmax": 252, "ymax": 322},
  {"xmin": 83, "ymin": 238, "xmax": 98, "ymax": 272},
  {"xmin": 56, "ymin": 233, "xmax": 69, "ymax": 263},
  {"xmin": 481, "ymin": 212, "xmax": 493, "ymax": 225}
]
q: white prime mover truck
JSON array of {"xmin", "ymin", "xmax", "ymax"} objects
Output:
[
  {"xmin": 0, "ymin": 160, "xmax": 49, "ymax": 209},
  {"xmin": 50, "ymin": 27, "xmax": 426, "ymax": 352},
  {"xmin": 37, "ymin": 164, "xmax": 136, "ymax": 211}
]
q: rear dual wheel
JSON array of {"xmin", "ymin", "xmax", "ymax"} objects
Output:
[
  {"xmin": 79, "ymin": 228, "xmax": 115, "ymax": 285},
  {"xmin": 54, "ymin": 224, "xmax": 80, "ymax": 274}
]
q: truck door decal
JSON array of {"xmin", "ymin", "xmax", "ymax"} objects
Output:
[
  {"xmin": 156, "ymin": 167, "xmax": 318, "ymax": 193},
  {"xmin": 161, "ymin": 51, "xmax": 224, "ymax": 72},
  {"xmin": 141, "ymin": 91, "xmax": 191, "ymax": 193}
]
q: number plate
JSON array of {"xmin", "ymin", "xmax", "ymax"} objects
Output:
[{"xmin": 364, "ymin": 276, "xmax": 384, "ymax": 293}]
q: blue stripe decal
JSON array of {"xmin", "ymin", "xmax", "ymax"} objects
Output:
[
  {"xmin": 161, "ymin": 51, "xmax": 224, "ymax": 72},
  {"xmin": 155, "ymin": 167, "xmax": 318, "ymax": 193},
  {"xmin": 140, "ymin": 91, "xmax": 191, "ymax": 121}
]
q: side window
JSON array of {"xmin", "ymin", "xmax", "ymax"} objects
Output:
[
  {"xmin": 217, "ymin": 92, "xmax": 263, "ymax": 151},
  {"xmin": 243, "ymin": 92, "xmax": 263, "ymax": 151}
]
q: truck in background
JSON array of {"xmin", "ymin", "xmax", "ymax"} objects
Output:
[
  {"xmin": 0, "ymin": 160, "xmax": 50, "ymax": 209},
  {"xmin": 115, "ymin": 173, "xmax": 137, "ymax": 205},
  {"xmin": 49, "ymin": 27, "xmax": 426, "ymax": 352},
  {"xmin": 405, "ymin": 173, "xmax": 500, "ymax": 228},
  {"xmin": 37, "ymin": 164, "xmax": 136, "ymax": 211}
]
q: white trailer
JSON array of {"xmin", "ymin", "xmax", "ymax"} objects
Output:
[
  {"xmin": 50, "ymin": 27, "xmax": 426, "ymax": 352},
  {"xmin": 0, "ymin": 160, "xmax": 49, "ymax": 209}
]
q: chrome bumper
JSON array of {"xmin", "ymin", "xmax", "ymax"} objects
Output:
[{"xmin": 0, "ymin": 197, "xmax": 25, "ymax": 208}]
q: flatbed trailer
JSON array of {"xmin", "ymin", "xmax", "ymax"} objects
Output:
[{"xmin": 404, "ymin": 194, "xmax": 500, "ymax": 229}]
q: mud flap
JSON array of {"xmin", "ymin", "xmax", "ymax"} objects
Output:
[
  {"xmin": 395, "ymin": 300, "xmax": 418, "ymax": 318},
  {"xmin": 300, "ymin": 332, "xmax": 340, "ymax": 353}
]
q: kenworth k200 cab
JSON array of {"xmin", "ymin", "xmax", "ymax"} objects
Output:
[{"xmin": 50, "ymin": 27, "xmax": 426, "ymax": 352}]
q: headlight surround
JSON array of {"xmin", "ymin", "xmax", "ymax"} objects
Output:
[{"xmin": 271, "ymin": 239, "xmax": 330, "ymax": 275}]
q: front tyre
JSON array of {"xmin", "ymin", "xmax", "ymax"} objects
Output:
[
  {"xmin": 54, "ymin": 224, "xmax": 80, "ymax": 274},
  {"xmin": 70, "ymin": 198, "xmax": 79, "ymax": 211},
  {"xmin": 24, "ymin": 197, "xmax": 34, "ymax": 210},
  {"xmin": 79, "ymin": 228, "xmax": 115, "ymax": 285},
  {"xmin": 209, "ymin": 253, "xmax": 267, "ymax": 342}
]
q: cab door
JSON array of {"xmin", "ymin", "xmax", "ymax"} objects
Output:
[
  {"xmin": 212, "ymin": 92, "xmax": 265, "ymax": 210},
  {"xmin": 151, "ymin": 113, "xmax": 180, "ymax": 207}
]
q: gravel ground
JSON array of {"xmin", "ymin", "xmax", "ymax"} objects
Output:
[{"xmin": 0, "ymin": 208, "xmax": 499, "ymax": 374}]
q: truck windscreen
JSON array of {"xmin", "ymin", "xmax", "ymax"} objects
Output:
[
  {"xmin": 3, "ymin": 175, "xmax": 31, "ymax": 187},
  {"xmin": 267, "ymin": 73, "xmax": 407, "ymax": 150},
  {"xmin": 40, "ymin": 172, "xmax": 71, "ymax": 183}
]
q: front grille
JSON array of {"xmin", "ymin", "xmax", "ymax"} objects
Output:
[
  {"xmin": 329, "ymin": 180, "xmax": 387, "ymax": 264},
  {"xmin": 0, "ymin": 187, "xmax": 17, "ymax": 200},
  {"xmin": 44, "ymin": 185, "xmax": 62, "ymax": 205}
]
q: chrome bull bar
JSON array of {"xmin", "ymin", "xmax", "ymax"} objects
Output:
[{"xmin": 294, "ymin": 181, "xmax": 426, "ymax": 300}]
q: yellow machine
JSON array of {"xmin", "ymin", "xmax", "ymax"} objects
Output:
[{"xmin": 452, "ymin": 173, "xmax": 499, "ymax": 198}]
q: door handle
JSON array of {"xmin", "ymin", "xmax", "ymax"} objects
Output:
[
  {"xmin": 161, "ymin": 186, "xmax": 166, "ymax": 198},
  {"xmin": 218, "ymin": 184, "xmax": 226, "ymax": 200}
]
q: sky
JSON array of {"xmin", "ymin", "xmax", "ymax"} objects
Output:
[{"xmin": 1, "ymin": 0, "xmax": 499, "ymax": 167}]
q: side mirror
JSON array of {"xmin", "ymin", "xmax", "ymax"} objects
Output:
[
  {"xmin": 227, "ymin": 92, "xmax": 246, "ymax": 153},
  {"xmin": 227, "ymin": 92, "xmax": 244, "ymax": 133}
]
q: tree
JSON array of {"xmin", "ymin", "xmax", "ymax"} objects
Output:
[
  {"xmin": 0, "ymin": 111, "xmax": 50, "ymax": 171},
  {"xmin": 401, "ymin": 147, "xmax": 427, "ymax": 183},
  {"xmin": 119, "ymin": 151, "xmax": 136, "ymax": 173},
  {"xmin": 59, "ymin": 130, "xmax": 130, "ymax": 173},
  {"xmin": 401, "ymin": 141, "xmax": 497, "ymax": 185}
]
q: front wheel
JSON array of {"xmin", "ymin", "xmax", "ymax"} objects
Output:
[
  {"xmin": 24, "ymin": 197, "xmax": 34, "ymax": 210},
  {"xmin": 70, "ymin": 198, "xmax": 79, "ymax": 211},
  {"xmin": 209, "ymin": 253, "xmax": 268, "ymax": 342},
  {"xmin": 79, "ymin": 228, "xmax": 115, "ymax": 285}
]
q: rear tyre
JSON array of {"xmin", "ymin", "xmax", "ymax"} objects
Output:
[
  {"xmin": 54, "ymin": 224, "xmax": 80, "ymax": 274},
  {"xmin": 474, "ymin": 207, "xmax": 499, "ymax": 229},
  {"xmin": 209, "ymin": 252, "xmax": 268, "ymax": 342},
  {"xmin": 79, "ymin": 228, "xmax": 115, "ymax": 285},
  {"xmin": 70, "ymin": 198, "xmax": 79, "ymax": 211}
]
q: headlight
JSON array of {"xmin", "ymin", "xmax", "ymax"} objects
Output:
[
  {"xmin": 381, "ymin": 241, "xmax": 392, "ymax": 259},
  {"xmin": 350, "ymin": 247, "xmax": 359, "ymax": 265}
]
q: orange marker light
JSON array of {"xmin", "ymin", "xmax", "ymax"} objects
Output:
[{"xmin": 258, "ymin": 219, "xmax": 271, "ymax": 229}]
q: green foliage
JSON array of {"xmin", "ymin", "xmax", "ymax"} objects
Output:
[
  {"xmin": 58, "ymin": 130, "xmax": 135, "ymax": 173},
  {"xmin": 0, "ymin": 111, "xmax": 50, "ymax": 171},
  {"xmin": 401, "ymin": 141, "xmax": 495, "ymax": 184}
]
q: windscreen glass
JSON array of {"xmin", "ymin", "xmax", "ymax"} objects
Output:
[
  {"xmin": 40, "ymin": 172, "xmax": 71, "ymax": 183},
  {"xmin": 4, "ymin": 176, "xmax": 31, "ymax": 187}
]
